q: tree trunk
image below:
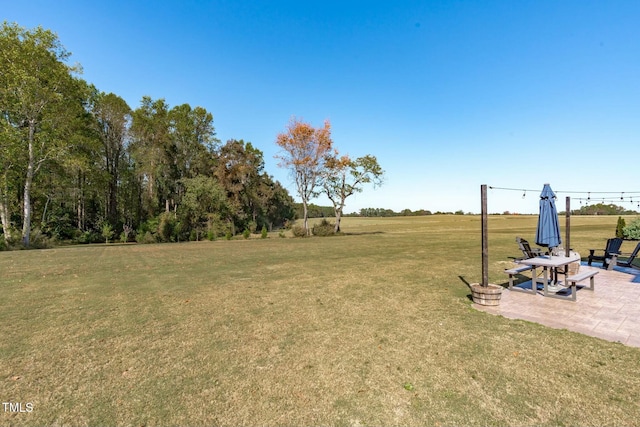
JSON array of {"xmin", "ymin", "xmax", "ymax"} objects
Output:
[
  {"xmin": 77, "ymin": 171, "xmax": 85, "ymax": 230},
  {"xmin": 108, "ymin": 176, "xmax": 118, "ymax": 224},
  {"xmin": 302, "ymin": 199, "xmax": 309, "ymax": 236},
  {"xmin": 0, "ymin": 189, "xmax": 10, "ymax": 243},
  {"xmin": 22, "ymin": 169, "xmax": 33, "ymax": 247},
  {"xmin": 41, "ymin": 195, "xmax": 50, "ymax": 228},
  {"xmin": 22, "ymin": 122, "xmax": 36, "ymax": 247},
  {"xmin": 335, "ymin": 208, "xmax": 342, "ymax": 233}
]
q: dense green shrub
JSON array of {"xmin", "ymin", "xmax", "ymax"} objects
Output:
[
  {"xmin": 312, "ymin": 219, "xmax": 336, "ymax": 237},
  {"xmin": 242, "ymin": 229, "xmax": 250, "ymax": 239},
  {"xmin": 41, "ymin": 207, "xmax": 76, "ymax": 241},
  {"xmin": 616, "ymin": 216, "xmax": 626, "ymax": 238},
  {"xmin": 28, "ymin": 229, "xmax": 52, "ymax": 249},
  {"xmin": 623, "ymin": 218, "xmax": 640, "ymax": 240},
  {"xmin": 291, "ymin": 225, "xmax": 307, "ymax": 237},
  {"xmin": 225, "ymin": 231, "xmax": 233, "ymax": 240},
  {"xmin": 75, "ymin": 230, "xmax": 102, "ymax": 244},
  {"xmin": 136, "ymin": 231, "xmax": 157, "ymax": 244},
  {"xmin": 137, "ymin": 217, "xmax": 159, "ymax": 242},
  {"xmin": 158, "ymin": 212, "xmax": 176, "ymax": 242},
  {"xmin": 206, "ymin": 213, "xmax": 230, "ymax": 240},
  {"xmin": 0, "ymin": 236, "xmax": 6, "ymax": 251},
  {"xmin": 261, "ymin": 226, "xmax": 268, "ymax": 239}
]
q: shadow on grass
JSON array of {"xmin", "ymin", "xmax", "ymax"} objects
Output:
[
  {"xmin": 458, "ymin": 275, "xmax": 509, "ymax": 289},
  {"xmin": 458, "ymin": 275, "xmax": 472, "ymax": 290},
  {"xmin": 340, "ymin": 231, "xmax": 385, "ymax": 236},
  {"xmin": 458, "ymin": 276, "xmax": 475, "ymax": 302},
  {"xmin": 54, "ymin": 242, "xmax": 139, "ymax": 250},
  {"xmin": 459, "ymin": 275, "xmax": 512, "ymax": 302}
]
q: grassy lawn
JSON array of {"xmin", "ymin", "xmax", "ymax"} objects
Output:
[{"xmin": 1, "ymin": 215, "xmax": 639, "ymax": 426}]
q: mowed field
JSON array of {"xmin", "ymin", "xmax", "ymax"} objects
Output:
[{"xmin": 1, "ymin": 215, "xmax": 639, "ymax": 426}]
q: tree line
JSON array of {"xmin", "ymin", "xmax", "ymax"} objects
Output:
[
  {"xmin": 1, "ymin": 22, "xmax": 295, "ymax": 248},
  {"xmin": 569, "ymin": 203, "xmax": 638, "ymax": 216}
]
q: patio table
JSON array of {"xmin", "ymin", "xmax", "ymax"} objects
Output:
[{"xmin": 517, "ymin": 253, "xmax": 581, "ymax": 298}]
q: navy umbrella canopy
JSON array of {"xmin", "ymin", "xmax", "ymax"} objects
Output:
[{"xmin": 536, "ymin": 183, "xmax": 562, "ymax": 250}]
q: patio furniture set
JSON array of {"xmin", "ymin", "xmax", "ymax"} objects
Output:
[{"xmin": 505, "ymin": 237, "xmax": 640, "ymax": 302}]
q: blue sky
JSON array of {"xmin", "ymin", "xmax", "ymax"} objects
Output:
[{"xmin": 4, "ymin": 0, "xmax": 640, "ymax": 214}]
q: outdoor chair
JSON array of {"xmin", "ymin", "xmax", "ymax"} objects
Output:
[
  {"xmin": 587, "ymin": 237, "xmax": 623, "ymax": 269},
  {"xmin": 516, "ymin": 236, "xmax": 544, "ymax": 260},
  {"xmin": 614, "ymin": 241, "xmax": 640, "ymax": 269}
]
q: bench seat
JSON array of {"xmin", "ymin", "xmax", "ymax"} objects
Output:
[
  {"xmin": 566, "ymin": 270, "xmax": 597, "ymax": 290},
  {"xmin": 505, "ymin": 264, "xmax": 535, "ymax": 294},
  {"xmin": 553, "ymin": 270, "xmax": 598, "ymax": 301}
]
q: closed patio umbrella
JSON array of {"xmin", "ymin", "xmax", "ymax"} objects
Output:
[{"xmin": 536, "ymin": 183, "xmax": 561, "ymax": 251}]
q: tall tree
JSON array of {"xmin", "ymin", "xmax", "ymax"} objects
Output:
[
  {"xmin": 92, "ymin": 92, "xmax": 131, "ymax": 225},
  {"xmin": 0, "ymin": 108, "xmax": 22, "ymax": 243},
  {"xmin": 169, "ymin": 103, "xmax": 218, "ymax": 180},
  {"xmin": 130, "ymin": 96, "xmax": 172, "ymax": 217},
  {"xmin": 260, "ymin": 176, "xmax": 295, "ymax": 231},
  {"xmin": 42, "ymin": 79, "xmax": 103, "ymax": 239},
  {"xmin": 275, "ymin": 117, "xmax": 333, "ymax": 235},
  {"xmin": 0, "ymin": 22, "xmax": 83, "ymax": 246},
  {"xmin": 323, "ymin": 154, "xmax": 384, "ymax": 232},
  {"xmin": 215, "ymin": 139, "xmax": 265, "ymax": 232},
  {"xmin": 178, "ymin": 175, "xmax": 229, "ymax": 239}
]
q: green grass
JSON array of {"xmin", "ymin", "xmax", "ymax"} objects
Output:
[{"xmin": 1, "ymin": 215, "xmax": 639, "ymax": 426}]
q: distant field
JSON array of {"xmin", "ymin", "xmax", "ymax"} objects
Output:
[{"xmin": 1, "ymin": 215, "xmax": 639, "ymax": 426}]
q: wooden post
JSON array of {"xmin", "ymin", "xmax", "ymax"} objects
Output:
[
  {"xmin": 481, "ymin": 184, "xmax": 488, "ymax": 287},
  {"xmin": 566, "ymin": 197, "xmax": 571, "ymax": 257}
]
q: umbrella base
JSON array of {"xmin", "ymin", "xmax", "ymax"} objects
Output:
[{"xmin": 546, "ymin": 284, "xmax": 563, "ymax": 293}]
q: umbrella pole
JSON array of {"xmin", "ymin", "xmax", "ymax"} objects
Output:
[{"xmin": 566, "ymin": 197, "xmax": 570, "ymax": 257}]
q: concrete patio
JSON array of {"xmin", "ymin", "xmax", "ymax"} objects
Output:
[{"xmin": 474, "ymin": 262, "xmax": 640, "ymax": 348}]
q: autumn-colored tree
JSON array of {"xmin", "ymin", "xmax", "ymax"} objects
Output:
[
  {"xmin": 323, "ymin": 154, "xmax": 384, "ymax": 232},
  {"xmin": 275, "ymin": 118, "xmax": 333, "ymax": 235}
]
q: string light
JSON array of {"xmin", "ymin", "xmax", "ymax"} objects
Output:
[
  {"xmin": 488, "ymin": 186, "xmax": 640, "ymax": 211},
  {"xmin": 489, "ymin": 186, "xmax": 640, "ymax": 199}
]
